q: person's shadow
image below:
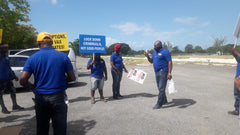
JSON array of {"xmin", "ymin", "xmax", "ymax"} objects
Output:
[
  {"xmin": 18, "ymin": 116, "xmax": 96, "ymax": 135},
  {"xmin": 162, "ymin": 98, "xmax": 196, "ymax": 108}
]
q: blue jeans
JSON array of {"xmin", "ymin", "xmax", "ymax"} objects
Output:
[
  {"xmin": 234, "ymin": 84, "xmax": 240, "ymax": 112},
  {"xmin": 111, "ymin": 69, "xmax": 122, "ymax": 97},
  {"xmin": 155, "ymin": 70, "xmax": 168, "ymax": 107},
  {"xmin": 35, "ymin": 90, "xmax": 67, "ymax": 135}
]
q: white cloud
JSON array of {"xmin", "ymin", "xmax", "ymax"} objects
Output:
[
  {"xmin": 200, "ymin": 22, "xmax": 210, "ymax": 27},
  {"xmin": 106, "ymin": 37, "xmax": 120, "ymax": 47},
  {"xmin": 174, "ymin": 17, "xmax": 198, "ymax": 25},
  {"xmin": 111, "ymin": 22, "xmax": 142, "ymax": 35},
  {"xmin": 111, "ymin": 22, "xmax": 187, "ymax": 41},
  {"xmin": 51, "ymin": 0, "xmax": 57, "ymax": 4},
  {"xmin": 127, "ymin": 41, "xmax": 145, "ymax": 49},
  {"xmin": 148, "ymin": 29, "xmax": 187, "ymax": 41}
]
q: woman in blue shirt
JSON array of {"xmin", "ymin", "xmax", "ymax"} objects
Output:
[
  {"xmin": 87, "ymin": 53, "xmax": 108, "ymax": 104},
  {"xmin": 110, "ymin": 44, "xmax": 128, "ymax": 99}
]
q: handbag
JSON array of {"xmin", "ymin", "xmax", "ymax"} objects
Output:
[{"xmin": 168, "ymin": 79, "xmax": 177, "ymax": 94}]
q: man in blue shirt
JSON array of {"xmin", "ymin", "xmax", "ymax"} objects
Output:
[
  {"xmin": 145, "ymin": 40, "xmax": 172, "ymax": 109},
  {"xmin": 87, "ymin": 53, "xmax": 107, "ymax": 104},
  {"xmin": 20, "ymin": 32, "xmax": 76, "ymax": 135},
  {"xmin": 229, "ymin": 48, "xmax": 240, "ymax": 115},
  {"xmin": 0, "ymin": 44, "xmax": 24, "ymax": 114}
]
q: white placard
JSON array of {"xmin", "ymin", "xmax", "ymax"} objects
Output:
[
  {"xmin": 127, "ymin": 68, "xmax": 147, "ymax": 84},
  {"xmin": 233, "ymin": 14, "xmax": 240, "ymax": 38}
]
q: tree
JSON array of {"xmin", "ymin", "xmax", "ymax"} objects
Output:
[
  {"xmin": 106, "ymin": 43, "xmax": 132, "ymax": 55},
  {"xmin": 194, "ymin": 45, "xmax": 203, "ymax": 53},
  {"xmin": 69, "ymin": 39, "xmax": 79, "ymax": 55},
  {"xmin": 184, "ymin": 44, "xmax": 194, "ymax": 53},
  {"xmin": 0, "ymin": 0, "xmax": 37, "ymax": 49},
  {"xmin": 162, "ymin": 41, "xmax": 173, "ymax": 51},
  {"xmin": 171, "ymin": 46, "xmax": 182, "ymax": 54},
  {"xmin": 212, "ymin": 36, "xmax": 226, "ymax": 54}
]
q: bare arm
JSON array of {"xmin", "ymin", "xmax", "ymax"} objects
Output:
[
  {"xmin": 167, "ymin": 61, "xmax": 173, "ymax": 80},
  {"xmin": 230, "ymin": 48, "xmax": 240, "ymax": 61},
  {"xmin": 110, "ymin": 61, "xmax": 121, "ymax": 74},
  {"xmin": 122, "ymin": 63, "xmax": 128, "ymax": 73},
  {"xmin": 87, "ymin": 59, "xmax": 95, "ymax": 69},
  {"xmin": 20, "ymin": 71, "xmax": 33, "ymax": 89},
  {"xmin": 104, "ymin": 66, "xmax": 108, "ymax": 81},
  {"xmin": 66, "ymin": 70, "xmax": 76, "ymax": 82}
]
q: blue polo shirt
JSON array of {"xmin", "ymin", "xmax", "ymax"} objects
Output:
[
  {"xmin": 23, "ymin": 47, "xmax": 73, "ymax": 94},
  {"xmin": 0, "ymin": 54, "xmax": 10, "ymax": 80},
  {"xmin": 110, "ymin": 52, "xmax": 123, "ymax": 72},
  {"xmin": 236, "ymin": 58, "xmax": 240, "ymax": 78},
  {"xmin": 88, "ymin": 58, "xmax": 106, "ymax": 78},
  {"xmin": 152, "ymin": 48, "xmax": 172, "ymax": 72}
]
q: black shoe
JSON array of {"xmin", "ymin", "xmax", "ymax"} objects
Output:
[
  {"xmin": 113, "ymin": 96, "xmax": 118, "ymax": 99},
  {"xmin": 2, "ymin": 108, "xmax": 10, "ymax": 114},
  {"xmin": 12, "ymin": 105, "xmax": 24, "ymax": 110},
  {"xmin": 117, "ymin": 95, "xmax": 123, "ymax": 98}
]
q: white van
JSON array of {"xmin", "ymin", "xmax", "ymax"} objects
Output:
[{"xmin": 12, "ymin": 47, "xmax": 78, "ymax": 87}]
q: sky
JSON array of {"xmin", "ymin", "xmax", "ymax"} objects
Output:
[{"xmin": 27, "ymin": 0, "xmax": 240, "ymax": 51}]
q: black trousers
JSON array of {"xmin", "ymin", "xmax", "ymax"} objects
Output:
[
  {"xmin": 0, "ymin": 80, "xmax": 17, "ymax": 109},
  {"xmin": 35, "ymin": 90, "xmax": 67, "ymax": 135}
]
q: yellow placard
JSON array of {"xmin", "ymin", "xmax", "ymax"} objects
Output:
[
  {"xmin": 0, "ymin": 29, "xmax": 3, "ymax": 44},
  {"xmin": 50, "ymin": 32, "xmax": 69, "ymax": 51}
]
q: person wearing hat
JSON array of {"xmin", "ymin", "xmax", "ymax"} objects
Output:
[
  {"xmin": 20, "ymin": 32, "xmax": 76, "ymax": 135},
  {"xmin": 144, "ymin": 40, "xmax": 172, "ymax": 109},
  {"xmin": 87, "ymin": 53, "xmax": 108, "ymax": 104},
  {"xmin": 110, "ymin": 43, "xmax": 128, "ymax": 99},
  {"xmin": 0, "ymin": 44, "xmax": 24, "ymax": 114}
]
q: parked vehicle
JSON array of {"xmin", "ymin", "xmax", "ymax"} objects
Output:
[
  {"xmin": 8, "ymin": 55, "xmax": 34, "ymax": 88},
  {"xmin": 10, "ymin": 47, "xmax": 78, "ymax": 88}
]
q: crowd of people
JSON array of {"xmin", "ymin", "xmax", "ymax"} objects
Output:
[{"xmin": 1, "ymin": 32, "xmax": 240, "ymax": 135}]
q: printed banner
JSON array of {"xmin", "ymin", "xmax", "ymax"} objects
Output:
[
  {"xmin": 127, "ymin": 68, "xmax": 147, "ymax": 84},
  {"xmin": 50, "ymin": 32, "xmax": 69, "ymax": 51},
  {"xmin": 79, "ymin": 34, "xmax": 106, "ymax": 53}
]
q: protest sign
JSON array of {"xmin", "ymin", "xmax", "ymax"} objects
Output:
[
  {"xmin": 127, "ymin": 68, "xmax": 147, "ymax": 84},
  {"xmin": 50, "ymin": 32, "xmax": 69, "ymax": 51},
  {"xmin": 79, "ymin": 34, "xmax": 106, "ymax": 53}
]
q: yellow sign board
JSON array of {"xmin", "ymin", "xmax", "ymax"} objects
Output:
[
  {"xmin": 50, "ymin": 32, "xmax": 69, "ymax": 51},
  {"xmin": 0, "ymin": 29, "xmax": 3, "ymax": 44}
]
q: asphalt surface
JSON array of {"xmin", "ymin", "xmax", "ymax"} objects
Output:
[{"xmin": 1, "ymin": 57, "xmax": 240, "ymax": 135}]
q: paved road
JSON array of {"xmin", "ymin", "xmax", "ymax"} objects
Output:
[{"xmin": 0, "ymin": 57, "xmax": 240, "ymax": 135}]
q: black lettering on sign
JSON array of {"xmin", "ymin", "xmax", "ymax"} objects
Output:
[
  {"xmin": 54, "ymin": 40, "xmax": 62, "ymax": 44},
  {"xmin": 54, "ymin": 45, "xmax": 65, "ymax": 49},
  {"xmin": 52, "ymin": 34, "xmax": 66, "ymax": 39}
]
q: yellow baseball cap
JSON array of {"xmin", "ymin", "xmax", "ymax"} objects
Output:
[{"xmin": 37, "ymin": 32, "xmax": 52, "ymax": 42}]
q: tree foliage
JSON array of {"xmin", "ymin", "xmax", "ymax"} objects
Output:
[
  {"xmin": 212, "ymin": 36, "xmax": 226, "ymax": 53},
  {"xmin": 0, "ymin": 0, "xmax": 37, "ymax": 49},
  {"xmin": 184, "ymin": 44, "xmax": 194, "ymax": 53},
  {"xmin": 171, "ymin": 46, "xmax": 182, "ymax": 54},
  {"xmin": 106, "ymin": 43, "xmax": 132, "ymax": 55}
]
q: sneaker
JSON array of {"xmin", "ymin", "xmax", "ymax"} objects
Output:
[
  {"xmin": 153, "ymin": 105, "xmax": 161, "ymax": 109},
  {"xmin": 2, "ymin": 108, "xmax": 10, "ymax": 114},
  {"xmin": 228, "ymin": 110, "xmax": 239, "ymax": 115},
  {"xmin": 100, "ymin": 98, "xmax": 107, "ymax": 103},
  {"xmin": 91, "ymin": 97, "xmax": 95, "ymax": 104},
  {"xmin": 12, "ymin": 105, "xmax": 24, "ymax": 110}
]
